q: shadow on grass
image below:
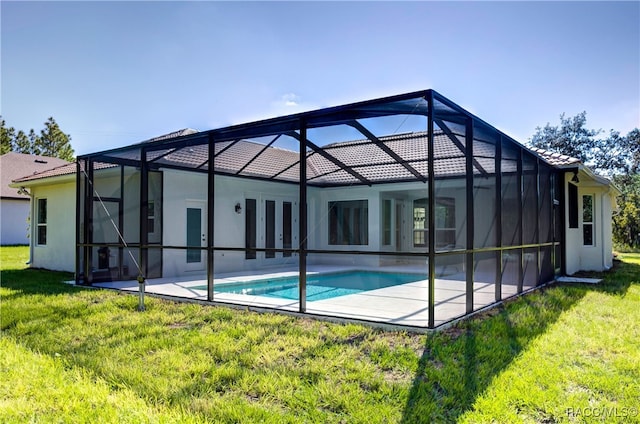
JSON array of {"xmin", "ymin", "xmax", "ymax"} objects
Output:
[
  {"xmin": 0, "ymin": 268, "xmax": 77, "ymax": 297},
  {"xmin": 400, "ymin": 258, "xmax": 638, "ymax": 423},
  {"xmin": 2, "ymin": 257, "xmax": 638, "ymax": 421}
]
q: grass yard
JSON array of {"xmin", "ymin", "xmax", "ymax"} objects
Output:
[{"xmin": 1, "ymin": 245, "xmax": 639, "ymax": 423}]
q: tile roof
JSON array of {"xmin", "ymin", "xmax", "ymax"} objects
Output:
[
  {"xmin": 12, "ymin": 129, "xmax": 200, "ymax": 184},
  {"xmin": 528, "ymin": 147, "xmax": 581, "ymax": 167},
  {"xmin": 11, "ymin": 130, "xmax": 580, "ymax": 187},
  {"xmin": 1, "ymin": 152, "xmax": 70, "ymax": 198},
  {"xmin": 144, "ymin": 128, "xmax": 199, "ymax": 143},
  {"xmin": 11, "ymin": 161, "xmax": 118, "ymax": 184}
]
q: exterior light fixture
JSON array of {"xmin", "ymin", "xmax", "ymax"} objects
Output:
[
  {"xmin": 235, "ymin": 202, "xmax": 242, "ymax": 214},
  {"xmin": 571, "ymin": 171, "xmax": 580, "ymax": 184},
  {"xmin": 17, "ymin": 186, "xmax": 31, "ymax": 196}
]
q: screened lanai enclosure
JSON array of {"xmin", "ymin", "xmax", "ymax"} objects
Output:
[{"xmin": 77, "ymin": 90, "xmax": 561, "ymax": 329}]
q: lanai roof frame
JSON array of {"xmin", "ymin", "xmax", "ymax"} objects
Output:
[
  {"xmin": 76, "ymin": 89, "xmax": 564, "ymax": 329},
  {"xmin": 78, "ymin": 89, "xmax": 551, "ymax": 188}
]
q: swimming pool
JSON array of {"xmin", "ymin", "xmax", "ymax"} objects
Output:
[{"xmin": 195, "ymin": 271, "xmax": 426, "ymax": 302}]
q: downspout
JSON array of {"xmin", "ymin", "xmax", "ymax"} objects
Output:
[
  {"xmin": 29, "ymin": 190, "xmax": 34, "ymax": 266},
  {"xmin": 601, "ymin": 186, "xmax": 611, "ymax": 271},
  {"xmin": 18, "ymin": 186, "xmax": 35, "ymax": 266}
]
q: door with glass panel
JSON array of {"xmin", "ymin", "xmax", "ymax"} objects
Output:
[{"xmin": 185, "ymin": 200, "xmax": 206, "ymax": 271}]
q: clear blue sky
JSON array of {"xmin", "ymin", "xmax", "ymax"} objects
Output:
[{"xmin": 2, "ymin": 1, "xmax": 639, "ymax": 156}]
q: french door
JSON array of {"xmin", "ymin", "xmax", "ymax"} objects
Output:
[{"xmin": 246, "ymin": 196, "xmax": 297, "ymax": 264}]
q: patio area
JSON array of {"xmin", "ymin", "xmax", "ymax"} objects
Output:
[{"xmin": 95, "ymin": 264, "xmax": 520, "ymax": 328}]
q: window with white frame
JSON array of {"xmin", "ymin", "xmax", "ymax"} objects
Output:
[
  {"xmin": 413, "ymin": 198, "xmax": 427, "ymax": 247},
  {"xmin": 582, "ymin": 194, "xmax": 594, "ymax": 246},
  {"xmin": 413, "ymin": 197, "xmax": 456, "ymax": 249},
  {"xmin": 36, "ymin": 198, "xmax": 47, "ymax": 245}
]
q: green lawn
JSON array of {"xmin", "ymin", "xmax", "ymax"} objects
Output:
[{"xmin": 1, "ymin": 245, "xmax": 639, "ymax": 423}]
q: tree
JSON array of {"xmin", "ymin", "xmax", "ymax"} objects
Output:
[
  {"xmin": 529, "ymin": 112, "xmax": 640, "ymax": 249},
  {"xmin": 612, "ymin": 174, "xmax": 640, "ymax": 248},
  {"xmin": 529, "ymin": 111, "xmax": 602, "ymax": 168},
  {"xmin": 33, "ymin": 117, "xmax": 74, "ymax": 161},
  {"xmin": 0, "ymin": 116, "xmax": 74, "ymax": 161},
  {"xmin": 14, "ymin": 130, "xmax": 33, "ymax": 154},
  {"xmin": 0, "ymin": 117, "xmax": 15, "ymax": 155}
]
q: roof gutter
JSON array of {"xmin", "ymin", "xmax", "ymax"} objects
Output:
[{"xmin": 9, "ymin": 172, "xmax": 77, "ymax": 188}]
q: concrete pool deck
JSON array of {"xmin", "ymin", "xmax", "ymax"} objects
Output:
[{"xmin": 94, "ymin": 265, "xmax": 524, "ymax": 328}]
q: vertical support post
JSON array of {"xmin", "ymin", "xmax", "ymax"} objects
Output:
[
  {"xmin": 139, "ymin": 148, "xmax": 149, "ymax": 278},
  {"xmin": 84, "ymin": 158, "xmax": 94, "ymax": 284},
  {"xmin": 465, "ymin": 117, "xmax": 474, "ymax": 314},
  {"xmin": 550, "ymin": 171, "xmax": 558, "ymax": 277},
  {"xmin": 495, "ymin": 136, "xmax": 503, "ymax": 302},
  {"xmin": 534, "ymin": 157, "xmax": 541, "ymax": 285},
  {"xmin": 207, "ymin": 134, "xmax": 215, "ymax": 302},
  {"xmin": 517, "ymin": 148, "xmax": 524, "ymax": 293},
  {"xmin": 138, "ymin": 148, "xmax": 149, "ymax": 311},
  {"xmin": 299, "ymin": 120, "xmax": 308, "ymax": 313},
  {"xmin": 427, "ymin": 91, "xmax": 436, "ymax": 328},
  {"xmin": 75, "ymin": 160, "xmax": 81, "ymax": 284},
  {"xmin": 560, "ymin": 172, "xmax": 567, "ymax": 276},
  {"xmin": 119, "ymin": 165, "xmax": 124, "ymax": 279}
]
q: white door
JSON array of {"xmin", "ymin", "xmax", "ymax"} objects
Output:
[
  {"xmin": 185, "ymin": 200, "xmax": 206, "ymax": 271},
  {"xmin": 261, "ymin": 197, "xmax": 297, "ymax": 265}
]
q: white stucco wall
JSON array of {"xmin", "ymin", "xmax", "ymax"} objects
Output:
[
  {"xmin": 161, "ymin": 170, "xmax": 301, "ymax": 277},
  {"xmin": 23, "ymin": 167, "xmax": 617, "ymax": 279},
  {"xmin": 29, "ymin": 182, "xmax": 76, "ymax": 272},
  {"xmin": 564, "ymin": 173, "xmax": 616, "ymax": 274},
  {"xmin": 0, "ymin": 198, "xmax": 30, "ymax": 245}
]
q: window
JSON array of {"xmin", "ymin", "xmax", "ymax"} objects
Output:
[
  {"xmin": 245, "ymin": 199, "xmax": 256, "ymax": 259},
  {"xmin": 413, "ymin": 198, "xmax": 427, "ymax": 247},
  {"xmin": 583, "ymin": 194, "xmax": 594, "ymax": 246},
  {"xmin": 282, "ymin": 201, "xmax": 292, "ymax": 257},
  {"xmin": 568, "ymin": 182, "xmax": 578, "ymax": 228},
  {"xmin": 435, "ymin": 197, "xmax": 456, "ymax": 248},
  {"xmin": 329, "ymin": 200, "xmax": 368, "ymax": 245},
  {"xmin": 413, "ymin": 197, "xmax": 456, "ymax": 249},
  {"xmin": 382, "ymin": 199, "xmax": 392, "ymax": 246},
  {"xmin": 265, "ymin": 200, "xmax": 276, "ymax": 258},
  {"xmin": 37, "ymin": 198, "xmax": 47, "ymax": 245}
]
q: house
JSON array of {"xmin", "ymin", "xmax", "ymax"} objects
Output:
[
  {"xmin": 1, "ymin": 152, "xmax": 69, "ymax": 246},
  {"xmin": 11, "ymin": 90, "xmax": 620, "ymax": 328}
]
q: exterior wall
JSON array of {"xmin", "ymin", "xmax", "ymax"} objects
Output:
[
  {"xmin": 161, "ymin": 170, "xmax": 300, "ymax": 277},
  {"xmin": 160, "ymin": 172, "xmax": 462, "ymax": 276},
  {"xmin": 19, "ymin": 167, "xmax": 617, "ymax": 278},
  {"xmin": 0, "ymin": 198, "xmax": 30, "ymax": 245},
  {"xmin": 564, "ymin": 173, "xmax": 616, "ymax": 274},
  {"xmin": 30, "ymin": 182, "xmax": 76, "ymax": 272}
]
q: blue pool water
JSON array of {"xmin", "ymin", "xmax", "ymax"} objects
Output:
[{"xmin": 196, "ymin": 271, "xmax": 425, "ymax": 302}]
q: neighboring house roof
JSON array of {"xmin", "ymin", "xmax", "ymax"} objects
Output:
[
  {"xmin": 1, "ymin": 152, "xmax": 70, "ymax": 198},
  {"xmin": 12, "ymin": 129, "xmax": 200, "ymax": 185}
]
